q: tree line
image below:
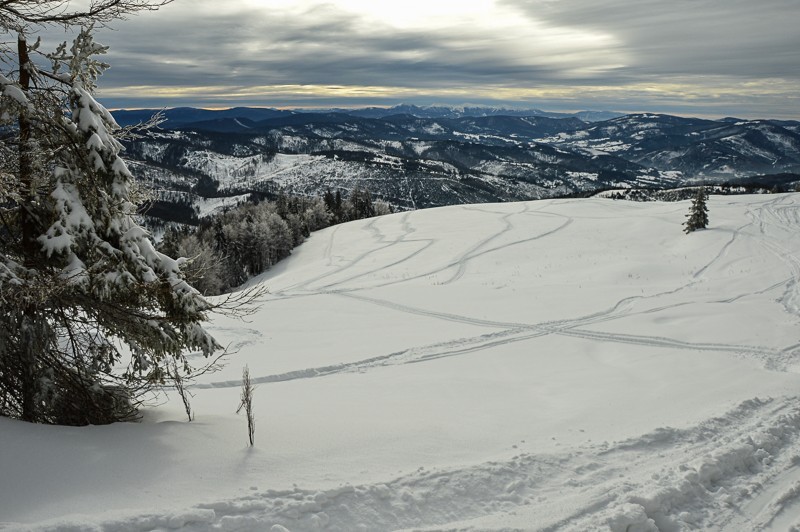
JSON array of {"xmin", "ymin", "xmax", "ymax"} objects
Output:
[{"xmin": 158, "ymin": 187, "xmax": 392, "ymax": 295}]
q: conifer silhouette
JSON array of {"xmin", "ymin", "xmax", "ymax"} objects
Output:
[{"xmin": 684, "ymin": 188, "xmax": 709, "ymax": 233}]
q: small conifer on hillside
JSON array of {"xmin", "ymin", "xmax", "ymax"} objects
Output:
[{"xmin": 684, "ymin": 187, "xmax": 709, "ymax": 233}]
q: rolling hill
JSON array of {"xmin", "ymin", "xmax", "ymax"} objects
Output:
[
  {"xmin": 3, "ymin": 193, "xmax": 800, "ymax": 530},
  {"xmin": 116, "ymin": 107, "xmax": 800, "ymax": 222}
]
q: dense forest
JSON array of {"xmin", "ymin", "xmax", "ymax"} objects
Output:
[{"xmin": 157, "ymin": 187, "xmax": 392, "ymax": 295}]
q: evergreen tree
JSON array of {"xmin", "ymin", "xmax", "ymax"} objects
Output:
[
  {"xmin": 348, "ymin": 186, "xmax": 375, "ymax": 220},
  {"xmin": 323, "ymin": 188, "xmax": 346, "ymax": 224},
  {"xmin": 0, "ymin": 1, "xmax": 232, "ymax": 425},
  {"xmin": 334, "ymin": 189, "xmax": 343, "ymax": 221},
  {"xmin": 684, "ymin": 187, "xmax": 709, "ymax": 233},
  {"xmin": 304, "ymin": 198, "xmax": 333, "ymax": 231},
  {"xmin": 323, "ymin": 188, "xmax": 336, "ymax": 213}
]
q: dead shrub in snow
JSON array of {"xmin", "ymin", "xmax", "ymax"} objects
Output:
[{"xmin": 237, "ymin": 365, "xmax": 255, "ymax": 445}]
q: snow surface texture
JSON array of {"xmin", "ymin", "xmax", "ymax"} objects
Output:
[{"xmin": 4, "ymin": 194, "xmax": 800, "ymax": 531}]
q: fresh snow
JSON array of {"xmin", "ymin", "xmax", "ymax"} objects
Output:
[
  {"xmin": 194, "ymin": 194, "xmax": 252, "ymax": 219},
  {"xmin": 4, "ymin": 194, "xmax": 800, "ymax": 531}
]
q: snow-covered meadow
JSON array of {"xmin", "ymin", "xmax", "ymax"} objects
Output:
[{"xmin": 3, "ymin": 194, "xmax": 800, "ymax": 531}]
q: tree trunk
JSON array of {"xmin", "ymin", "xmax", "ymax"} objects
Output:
[
  {"xmin": 17, "ymin": 34, "xmax": 37, "ymax": 264},
  {"xmin": 19, "ymin": 312, "xmax": 38, "ymax": 422},
  {"xmin": 16, "ymin": 34, "xmax": 38, "ymax": 422}
]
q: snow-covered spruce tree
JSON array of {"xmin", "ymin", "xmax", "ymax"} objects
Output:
[
  {"xmin": 684, "ymin": 187, "xmax": 709, "ymax": 234},
  {"xmin": 0, "ymin": 1, "xmax": 229, "ymax": 425}
]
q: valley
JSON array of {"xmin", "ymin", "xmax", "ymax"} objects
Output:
[{"xmin": 116, "ymin": 106, "xmax": 800, "ymax": 221}]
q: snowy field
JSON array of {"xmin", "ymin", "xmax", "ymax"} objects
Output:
[{"xmin": 3, "ymin": 194, "xmax": 800, "ymax": 531}]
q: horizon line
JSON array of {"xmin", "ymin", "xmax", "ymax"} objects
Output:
[{"xmin": 105, "ymin": 103, "xmax": 773, "ymax": 122}]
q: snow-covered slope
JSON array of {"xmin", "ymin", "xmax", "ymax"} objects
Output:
[
  {"xmin": 543, "ymin": 114, "xmax": 800, "ymax": 179},
  {"xmin": 125, "ymin": 128, "xmax": 659, "ymax": 215},
  {"xmin": 4, "ymin": 194, "xmax": 800, "ymax": 531}
]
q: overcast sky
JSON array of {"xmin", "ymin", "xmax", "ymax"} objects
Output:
[{"xmin": 74, "ymin": 0, "xmax": 800, "ymax": 118}]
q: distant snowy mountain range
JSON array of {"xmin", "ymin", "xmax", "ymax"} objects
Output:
[
  {"xmin": 112, "ymin": 104, "xmax": 624, "ymax": 129},
  {"xmin": 114, "ymin": 105, "xmax": 800, "ymax": 221}
]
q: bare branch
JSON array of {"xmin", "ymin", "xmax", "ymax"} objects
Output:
[
  {"xmin": 236, "ymin": 365, "xmax": 255, "ymax": 446},
  {"xmin": 1, "ymin": 0, "xmax": 173, "ymax": 31}
]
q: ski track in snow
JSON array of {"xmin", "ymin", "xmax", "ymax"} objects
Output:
[
  {"xmin": 12, "ymin": 196, "xmax": 800, "ymax": 532},
  {"xmin": 195, "ymin": 285, "xmax": 781, "ymax": 390},
  {"xmin": 275, "ymin": 206, "xmax": 575, "ymax": 296},
  {"xmin": 388, "ymin": 210, "xmax": 574, "ymax": 291},
  {"xmin": 322, "ymin": 225, "xmax": 341, "ymax": 267},
  {"xmin": 277, "ymin": 213, "xmax": 425, "ymax": 294},
  {"xmin": 749, "ymin": 195, "xmax": 800, "ymax": 318},
  {"xmin": 441, "ymin": 204, "xmax": 528, "ymax": 285},
  {"xmin": 201, "ymin": 197, "xmax": 800, "ymax": 391},
  {"xmin": 691, "ymin": 218, "xmax": 751, "ymax": 280},
  {"xmin": 21, "ymin": 397, "xmax": 800, "ymax": 532}
]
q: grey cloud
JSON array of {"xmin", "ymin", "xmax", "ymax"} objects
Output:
[
  {"xmin": 58, "ymin": 0, "xmax": 799, "ymax": 118},
  {"xmin": 95, "ymin": 0, "xmax": 616, "ymax": 90},
  {"xmin": 502, "ymin": 0, "xmax": 800, "ymax": 79}
]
